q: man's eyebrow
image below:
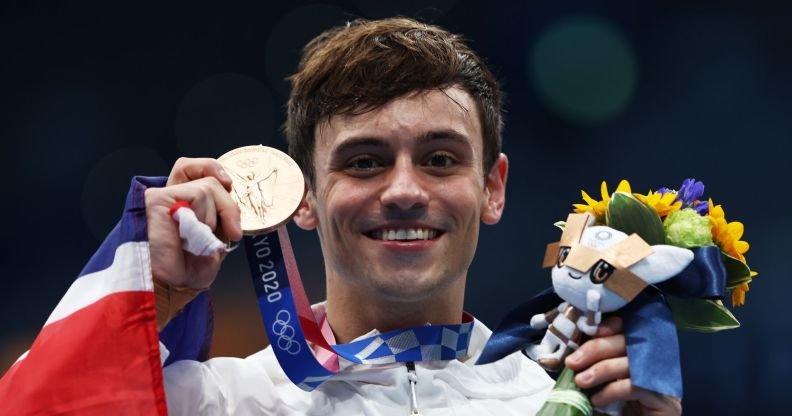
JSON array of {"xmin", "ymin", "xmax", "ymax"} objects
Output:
[
  {"xmin": 331, "ymin": 130, "xmax": 471, "ymax": 157},
  {"xmin": 418, "ymin": 129, "xmax": 472, "ymax": 146},
  {"xmin": 331, "ymin": 136, "xmax": 390, "ymax": 157}
]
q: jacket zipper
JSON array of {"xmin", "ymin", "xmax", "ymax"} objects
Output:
[{"xmin": 406, "ymin": 361, "xmax": 421, "ymax": 415}]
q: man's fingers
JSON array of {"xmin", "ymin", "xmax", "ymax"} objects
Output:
[
  {"xmin": 573, "ymin": 356, "xmax": 629, "ymax": 389},
  {"xmin": 152, "ymin": 176, "xmax": 242, "ymax": 241},
  {"xmin": 596, "ymin": 315, "xmax": 623, "ymax": 337},
  {"xmin": 167, "ymin": 157, "xmax": 233, "ymax": 190},
  {"xmin": 590, "ymin": 379, "xmax": 682, "ymax": 415},
  {"xmin": 213, "ymin": 187, "xmax": 243, "ymax": 242},
  {"xmin": 565, "ymin": 333, "xmax": 626, "ymax": 370},
  {"xmin": 189, "ymin": 177, "xmax": 242, "ymax": 241},
  {"xmin": 192, "ymin": 181, "xmax": 219, "ymax": 231}
]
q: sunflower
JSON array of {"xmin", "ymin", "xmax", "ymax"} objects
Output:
[
  {"xmin": 707, "ymin": 198, "xmax": 750, "ymax": 262},
  {"xmin": 573, "ymin": 180, "xmax": 632, "ymax": 222},
  {"xmin": 731, "ymin": 280, "xmax": 759, "ymax": 307},
  {"xmin": 634, "ymin": 190, "xmax": 682, "ymax": 218},
  {"xmin": 707, "ymin": 198, "xmax": 757, "ymax": 306}
]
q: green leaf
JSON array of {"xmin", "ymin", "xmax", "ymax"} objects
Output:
[
  {"xmin": 554, "ymin": 221, "xmax": 566, "ymax": 231},
  {"xmin": 721, "ymin": 252, "xmax": 753, "ymax": 289},
  {"xmin": 667, "ymin": 297, "xmax": 740, "ymax": 332},
  {"xmin": 605, "ymin": 192, "xmax": 665, "ymax": 245}
]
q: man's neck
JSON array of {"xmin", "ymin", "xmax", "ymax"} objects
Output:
[{"xmin": 324, "ymin": 276, "xmax": 466, "ymax": 344}]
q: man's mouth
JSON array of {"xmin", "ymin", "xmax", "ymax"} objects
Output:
[{"xmin": 366, "ymin": 228, "xmax": 442, "ymax": 241}]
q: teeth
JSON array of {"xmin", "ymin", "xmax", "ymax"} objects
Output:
[{"xmin": 373, "ymin": 228, "xmax": 439, "ymax": 241}]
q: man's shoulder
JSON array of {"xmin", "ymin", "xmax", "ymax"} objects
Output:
[
  {"xmin": 245, "ymin": 345, "xmax": 290, "ymax": 382},
  {"xmin": 465, "ymin": 318, "xmax": 554, "ymax": 389}
]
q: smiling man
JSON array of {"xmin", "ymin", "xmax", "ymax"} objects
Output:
[
  {"xmin": 298, "ymin": 87, "xmax": 504, "ymax": 344},
  {"xmin": 1, "ymin": 17, "xmax": 681, "ymax": 416}
]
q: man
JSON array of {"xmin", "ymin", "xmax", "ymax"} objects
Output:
[{"xmin": 5, "ymin": 17, "xmax": 681, "ymax": 415}]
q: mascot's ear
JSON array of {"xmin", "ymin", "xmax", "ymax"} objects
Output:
[{"xmin": 629, "ymin": 245, "xmax": 694, "ymax": 285}]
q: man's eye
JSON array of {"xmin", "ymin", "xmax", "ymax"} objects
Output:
[
  {"xmin": 426, "ymin": 153, "xmax": 455, "ymax": 168},
  {"xmin": 348, "ymin": 157, "xmax": 382, "ymax": 170}
]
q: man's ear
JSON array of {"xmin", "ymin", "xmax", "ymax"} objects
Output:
[
  {"xmin": 481, "ymin": 153, "xmax": 509, "ymax": 225},
  {"xmin": 293, "ymin": 186, "xmax": 319, "ymax": 230}
]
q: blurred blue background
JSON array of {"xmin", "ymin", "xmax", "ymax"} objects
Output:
[{"xmin": 1, "ymin": 1, "xmax": 787, "ymax": 414}]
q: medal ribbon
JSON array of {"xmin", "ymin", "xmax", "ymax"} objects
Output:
[{"xmin": 243, "ymin": 227, "xmax": 474, "ymax": 391}]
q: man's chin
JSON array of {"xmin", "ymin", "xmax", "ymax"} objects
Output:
[{"xmin": 366, "ymin": 273, "xmax": 450, "ymax": 303}]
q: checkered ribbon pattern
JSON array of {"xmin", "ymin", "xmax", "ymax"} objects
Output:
[
  {"xmin": 334, "ymin": 319, "xmax": 475, "ymax": 365},
  {"xmin": 243, "ymin": 228, "xmax": 475, "ymax": 391}
]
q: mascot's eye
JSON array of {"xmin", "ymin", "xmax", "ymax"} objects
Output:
[
  {"xmin": 556, "ymin": 246, "xmax": 571, "ymax": 268},
  {"xmin": 590, "ymin": 260, "xmax": 615, "ymax": 284}
]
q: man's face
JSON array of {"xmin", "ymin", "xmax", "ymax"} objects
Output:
[{"xmin": 294, "ymin": 87, "xmax": 507, "ymax": 303}]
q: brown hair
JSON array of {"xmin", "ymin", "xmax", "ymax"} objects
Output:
[{"xmin": 285, "ymin": 17, "xmax": 504, "ymax": 188}]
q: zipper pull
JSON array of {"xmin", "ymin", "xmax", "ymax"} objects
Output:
[{"xmin": 406, "ymin": 361, "xmax": 422, "ymax": 415}]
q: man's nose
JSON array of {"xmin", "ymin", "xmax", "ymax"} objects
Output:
[{"xmin": 380, "ymin": 158, "xmax": 429, "ymax": 211}]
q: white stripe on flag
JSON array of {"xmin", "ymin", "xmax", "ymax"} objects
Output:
[
  {"xmin": 44, "ymin": 241, "xmax": 152, "ymax": 327},
  {"xmin": 13, "ymin": 350, "xmax": 29, "ymax": 366}
]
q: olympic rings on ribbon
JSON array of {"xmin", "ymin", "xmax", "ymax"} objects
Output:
[{"xmin": 272, "ymin": 309, "xmax": 301, "ymax": 355}]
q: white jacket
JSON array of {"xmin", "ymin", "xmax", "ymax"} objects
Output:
[{"xmin": 162, "ymin": 304, "xmax": 553, "ymax": 415}]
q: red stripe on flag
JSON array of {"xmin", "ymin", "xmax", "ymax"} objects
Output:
[{"xmin": 0, "ymin": 291, "xmax": 167, "ymax": 415}]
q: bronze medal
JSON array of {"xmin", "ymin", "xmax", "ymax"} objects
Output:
[{"xmin": 218, "ymin": 145, "xmax": 305, "ymax": 235}]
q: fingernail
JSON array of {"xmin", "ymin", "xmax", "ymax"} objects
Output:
[
  {"xmin": 219, "ymin": 169, "xmax": 228, "ymax": 179},
  {"xmin": 567, "ymin": 351, "xmax": 581, "ymax": 363}
]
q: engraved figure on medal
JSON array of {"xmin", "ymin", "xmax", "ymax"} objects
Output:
[
  {"xmin": 227, "ymin": 164, "xmax": 278, "ymax": 224},
  {"xmin": 218, "ymin": 145, "xmax": 305, "ymax": 235}
]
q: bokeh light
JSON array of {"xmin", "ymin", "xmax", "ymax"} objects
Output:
[
  {"xmin": 82, "ymin": 147, "xmax": 169, "ymax": 241},
  {"xmin": 175, "ymin": 73, "xmax": 276, "ymax": 158},
  {"xmin": 530, "ymin": 16, "xmax": 637, "ymax": 123},
  {"xmin": 264, "ymin": 4, "xmax": 353, "ymax": 97}
]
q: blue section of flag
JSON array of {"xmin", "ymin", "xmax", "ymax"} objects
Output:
[
  {"xmin": 78, "ymin": 176, "xmax": 166, "ymax": 278},
  {"xmin": 161, "ymin": 291, "xmax": 214, "ymax": 365}
]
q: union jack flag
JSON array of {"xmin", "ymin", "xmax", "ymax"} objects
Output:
[{"xmin": 0, "ymin": 177, "xmax": 212, "ymax": 415}]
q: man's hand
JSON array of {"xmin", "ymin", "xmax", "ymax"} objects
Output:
[
  {"xmin": 145, "ymin": 158, "xmax": 242, "ymax": 290},
  {"xmin": 565, "ymin": 316, "xmax": 682, "ymax": 416}
]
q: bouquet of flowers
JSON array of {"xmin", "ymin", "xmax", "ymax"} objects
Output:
[
  {"xmin": 573, "ymin": 178, "xmax": 756, "ymax": 310},
  {"xmin": 535, "ymin": 178, "xmax": 755, "ymax": 415},
  {"xmin": 476, "ymin": 178, "xmax": 755, "ymax": 416}
]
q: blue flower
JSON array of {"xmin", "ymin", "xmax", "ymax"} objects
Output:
[
  {"xmin": 677, "ymin": 178, "xmax": 705, "ymax": 208},
  {"xmin": 693, "ymin": 200, "xmax": 709, "ymax": 215}
]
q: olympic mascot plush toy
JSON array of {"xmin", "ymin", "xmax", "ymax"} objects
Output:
[{"xmin": 526, "ymin": 213, "xmax": 694, "ymax": 371}]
